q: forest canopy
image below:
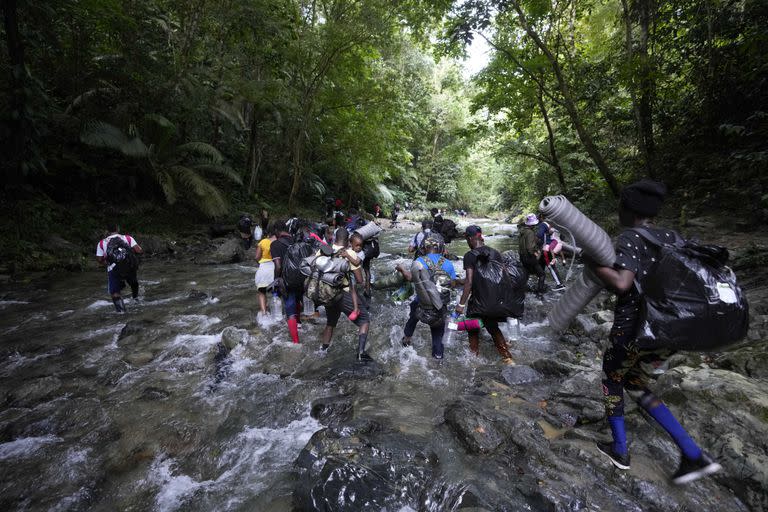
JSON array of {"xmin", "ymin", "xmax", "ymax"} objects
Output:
[{"xmin": 1, "ymin": 0, "xmax": 767, "ymax": 268}]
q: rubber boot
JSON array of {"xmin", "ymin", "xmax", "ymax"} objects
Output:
[
  {"xmin": 112, "ymin": 297, "xmax": 126, "ymax": 313},
  {"xmin": 287, "ymin": 317, "xmax": 300, "ymax": 344}
]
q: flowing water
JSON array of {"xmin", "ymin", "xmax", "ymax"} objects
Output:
[{"xmin": 0, "ymin": 220, "xmax": 571, "ymax": 511}]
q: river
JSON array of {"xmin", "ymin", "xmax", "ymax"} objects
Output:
[{"xmin": 0, "ymin": 220, "xmax": 566, "ymax": 510}]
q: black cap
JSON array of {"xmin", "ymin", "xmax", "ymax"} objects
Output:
[
  {"xmin": 465, "ymin": 225, "xmax": 482, "ymax": 237},
  {"xmin": 620, "ymin": 179, "xmax": 667, "ymax": 217}
]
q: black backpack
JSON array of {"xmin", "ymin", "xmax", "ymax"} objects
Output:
[
  {"xmin": 363, "ymin": 238, "xmax": 380, "ymax": 260},
  {"xmin": 237, "ymin": 215, "xmax": 253, "ymax": 235},
  {"xmin": 279, "ymin": 238, "xmax": 317, "ymax": 290},
  {"xmin": 106, "ymin": 236, "xmax": 138, "ymax": 275},
  {"xmin": 468, "ymin": 247, "xmax": 527, "ymax": 319},
  {"xmin": 631, "ymin": 228, "xmax": 749, "ymax": 352}
]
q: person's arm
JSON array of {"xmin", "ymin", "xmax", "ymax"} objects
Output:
[
  {"xmin": 254, "ymin": 244, "xmax": 263, "ymax": 261},
  {"xmin": 591, "ymin": 264, "xmax": 635, "ymax": 294},
  {"xmin": 455, "ymin": 267, "xmax": 473, "ymax": 314},
  {"xmin": 132, "ymin": 244, "xmax": 143, "ymax": 254},
  {"xmin": 395, "ymin": 263, "xmax": 412, "ymax": 281},
  {"xmin": 349, "ymin": 280, "xmax": 360, "ymax": 314}
]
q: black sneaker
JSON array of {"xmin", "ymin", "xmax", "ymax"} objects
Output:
[
  {"xmin": 672, "ymin": 452, "xmax": 722, "ymax": 485},
  {"xmin": 596, "ymin": 442, "xmax": 631, "ymax": 470},
  {"xmin": 401, "ymin": 337, "xmax": 411, "ymax": 348},
  {"xmin": 357, "ymin": 352, "xmax": 373, "ymax": 362}
]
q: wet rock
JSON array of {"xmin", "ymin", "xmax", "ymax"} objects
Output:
[
  {"xmin": 220, "ymin": 326, "xmax": 249, "ymax": 351},
  {"xmin": 593, "ymin": 310, "xmax": 614, "ymax": 324},
  {"xmin": 294, "ymin": 427, "xmax": 433, "ymax": 511},
  {"xmin": 531, "ymin": 357, "xmax": 580, "ymax": 377},
  {"xmin": 187, "ymin": 289, "xmax": 208, "ymax": 300},
  {"xmin": 139, "ymin": 235, "xmax": 174, "ymax": 256},
  {"xmin": 124, "ymin": 351, "xmax": 154, "ymax": 366},
  {"xmin": 712, "ymin": 345, "xmax": 768, "ymax": 379},
  {"xmin": 574, "ymin": 313, "xmax": 598, "ymax": 335},
  {"xmin": 195, "ymin": 237, "xmax": 244, "ymax": 265},
  {"xmin": 310, "ymin": 395, "xmax": 354, "ymax": 426},
  {"xmin": 118, "ymin": 319, "xmax": 155, "ymax": 340},
  {"xmin": 139, "ymin": 386, "xmax": 170, "ymax": 401},
  {"xmin": 444, "ymin": 400, "xmax": 516, "ymax": 454},
  {"xmin": 501, "ymin": 365, "xmax": 543, "ymax": 385},
  {"xmin": 654, "ymin": 366, "xmax": 768, "ymax": 511}
]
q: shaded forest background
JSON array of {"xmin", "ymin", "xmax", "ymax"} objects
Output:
[{"xmin": 1, "ymin": 0, "xmax": 767, "ymax": 271}]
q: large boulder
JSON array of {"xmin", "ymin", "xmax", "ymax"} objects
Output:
[{"xmin": 195, "ymin": 237, "xmax": 245, "ymax": 265}]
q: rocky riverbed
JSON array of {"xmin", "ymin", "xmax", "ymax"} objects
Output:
[{"xmin": 0, "ymin": 215, "xmax": 767, "ymax": 511}]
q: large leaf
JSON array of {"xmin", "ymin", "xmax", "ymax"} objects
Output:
[
  {"xmin": 167, "ymin": 165, "xmax": 230, "ymax": 217},
  {"xmin": 143, "ymin": 114, "xmax": 177, "ymax": 155},
  {"xmin": 191, "ymin": 164, "xmax": 243, "ymax": 185},
  {"xmin": 80, "ymin": 120, "xmax": 149, "ymax": 158},
  {"xmin": 155, "ymin": 170, "xmax": 177, "ymax": 205},
  {"xmin": 176, "ymin": 142, "xmax": 224, "ymax": 164}
]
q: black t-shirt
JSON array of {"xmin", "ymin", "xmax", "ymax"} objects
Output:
[
  {"xmin": 611, "ymin": 226, "xmax": 677, "ymax": 334},
  {"xmin": 463, "ymin": 250, "xmax": 478, "ymax": 272},
  {"xmin": 270, "ymin": 235, "xmax": 293, "ymax": 268}
]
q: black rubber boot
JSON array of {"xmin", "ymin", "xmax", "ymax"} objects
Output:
[{"xmin": 112, "ymin": 297, "xmax": 126, "ymax": 313}]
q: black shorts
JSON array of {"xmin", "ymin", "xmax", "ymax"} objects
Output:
[{"xmin": 325, "ymin": 291, "xmax": 370, "ymax": 327}]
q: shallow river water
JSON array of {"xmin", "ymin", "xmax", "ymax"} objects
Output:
[{"xmin": 0, "ymin": 220, "xmax": 579, "ymax": 511}]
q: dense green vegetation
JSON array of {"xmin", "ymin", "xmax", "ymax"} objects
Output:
[{"xmin": 1, "ymin": 0, "xmax": 767, "ymax": 271}]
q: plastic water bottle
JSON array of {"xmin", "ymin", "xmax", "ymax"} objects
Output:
[
  {"xmin": 271, "ymin": 291, "xmax": 283, "ymax": 321},
  {"xmin": 303, "ymin": 296, "xmax": 315, "ymax": 316},
  {"xmin": 506, "ymin": 317, "xmax": 521, "ymax": 341},
  {"xmin": 444, "ymin": 313, "xmax": 459, "ymax": 346}
]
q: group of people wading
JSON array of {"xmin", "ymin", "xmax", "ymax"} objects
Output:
[{"xmin": 95, "ymin": 179, "xmax": 723, "ymax": 486}]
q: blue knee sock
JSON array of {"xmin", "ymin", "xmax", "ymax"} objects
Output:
[
  {"xmin": 641, "ymin": 394, "xmax": 702, "ymax": 460},
  {"xmin": 608, "ymin": 416, "xmax": 628, "ymax": 455}
]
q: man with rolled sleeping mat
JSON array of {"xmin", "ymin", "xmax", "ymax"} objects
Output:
[{"xmin": 586, "ymin": 179, "xmax": 721, "ymax": 484}]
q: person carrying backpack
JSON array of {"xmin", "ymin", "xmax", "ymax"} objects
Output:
[
  {"xmin": 519, "ymin": 213, "xmax": 547, "ymax": 295},
  {"xmin": 456, "ymin": 226, "xmax": 517, "ymax": 364},
  {"xmin": 271, "ymin": 220, "xmax": 315, "ymax": 344},
  {"xmin": 96, "ymin": 223, "xmax": 143, "ymax": 313},
  {"xmin": 587, "ymin": 179, "xmax": 723, "ymax": 484},
  {"xmin": 408, "ymin": 220, "xmax": 433, "ymax": 259},
  {"xmin": 397, "ymin": 233, "xmax": 457, "ymax": 359},
  {"xmin": 317, "ymin": 228, "xmax": 372, "ymax": 360}
]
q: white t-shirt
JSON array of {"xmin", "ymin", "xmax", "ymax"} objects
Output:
[{"xmin": 97, "ymin": 234, "xmax": 138, "ymax": 272}]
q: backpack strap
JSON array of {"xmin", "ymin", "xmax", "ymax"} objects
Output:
[{"xmin": 630, "ymin": 227, "xmax": 683, "ymax": 248}]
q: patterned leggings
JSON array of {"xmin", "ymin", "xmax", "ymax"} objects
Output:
[{"xmin": 602, "ymin": 328, "xmax": 674, "ymax": 417}]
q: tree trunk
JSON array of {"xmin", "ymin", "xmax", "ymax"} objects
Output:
[
  {"xmin": 637, "ymin": 0, "xmax": 656, "ymax": 178},
  {"xmin": 510, "ymin": 0, "xmax": 620, "ymax": 197},
  {"xmin": 288, "ymin": 124, "xmax": 305, "ymax": 212},
  {"xmin": 2, "ymin": 0, "xmax": 27, "ymax": 184},
  {"xmin": 246, "ymin": 112, "xmax": 263, "ymax": 195},
  {"xmin": 536, "ymin": 89, "xmax": 567, "ymax": 193}
]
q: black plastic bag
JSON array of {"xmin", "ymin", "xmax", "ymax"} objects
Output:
[
  {"xmin": 467, "ymin": 247, "xmax": 527, "ymax": 319},
  {"xmin": 632, "ymin": 228, "xmax": 749, "ymax": 352}
]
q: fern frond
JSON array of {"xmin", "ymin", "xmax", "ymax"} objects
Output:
[
  {"xmin": 156, "ymin": 169, "xmax": 177, "ymax": 205},
  {"xmin": 191, "ymin": 163, "xmax": 243, "ymax": 185},
  {"xmin": 167, "ymin": 165, "xmax": 229, "ymax": 217},
  {"xmin": 176, "ymin": 142, "xmax": 224, "ymax": 164},
  {"xmin": 81, "ymin": 120, "xmax": 149, "ymax": 157},
  {"xmin": 143, "ymin": 114, "xmax": 177, "ymax": 155}
]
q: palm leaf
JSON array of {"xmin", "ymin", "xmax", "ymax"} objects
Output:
[
  {"xmin": 176, "ymin": 142, "xmax": 224, "ymax": 164},
  {"xmin": 142, "ymin": 114, "xmax": 177, "ymax": 155},
  {"xmin": 155, "ymin": 169, "xmax": 177, "ymax": 205},
  {"xmin": 80, "ymin": 120, "xmax": 149, "ymax": 157},
  {"xmin": 190, "ymin": 163, "xmax": 243, "ymax": 185},
  {"xmin": 167, "ymin": 165, "xmax": 229, "ymax": 217}
]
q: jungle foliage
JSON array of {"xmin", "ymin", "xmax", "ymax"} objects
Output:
[{"xmin": 1, "ymin": 0, "xmax": 767, "ymax": 270}]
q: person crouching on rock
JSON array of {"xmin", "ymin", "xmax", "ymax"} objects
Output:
[
  {"xmin": 96, "ymin": 223, "xmax": 143, "ymax": 313},
  {"xmin": 586, "ymin": 179, "xmax": 722, "ymax": 484}
]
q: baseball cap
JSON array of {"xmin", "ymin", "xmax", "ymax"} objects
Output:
[{"xmin": 464, "ymin": 225, "xmax": 482, "ymax": 237}]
